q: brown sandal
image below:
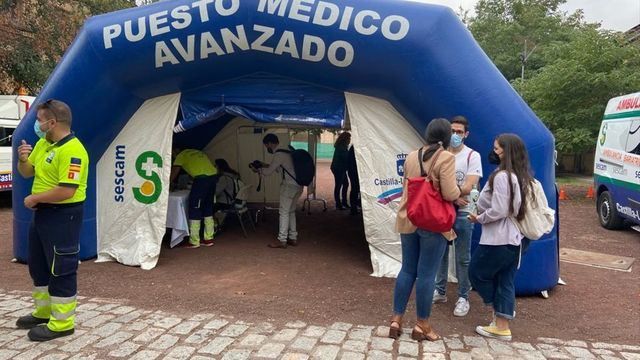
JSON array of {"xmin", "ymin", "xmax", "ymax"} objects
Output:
[
  {"xmin": 388, "ymin": 319, "xmax": 403, "ymax": 339},
  {"xmin": 411, "ymin": 322, "xmax": 441, "ymax": 342}
]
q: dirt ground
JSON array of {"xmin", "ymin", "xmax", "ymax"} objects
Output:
[{"xmin": 0, "ymin": 163, "xmax": 638, "ymax": 345}]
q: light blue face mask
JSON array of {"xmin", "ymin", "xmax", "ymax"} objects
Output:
[
  {"xmin": 33, "ymin": 120, "xmax": 51, "ymax": 139},
  {"xmin": 451, "ymin": 133, "xmax": 464, "ymax": 148}
]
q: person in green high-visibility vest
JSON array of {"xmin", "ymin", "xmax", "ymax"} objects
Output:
[
  {"xmin": 16, "ymin": 99, "xmax": 89, "ymax": 341},
  {"xmin": 171, "ymin": 148, "xmax": 218, "ymax": 247}
]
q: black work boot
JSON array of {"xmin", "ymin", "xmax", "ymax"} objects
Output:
[
  {"xmin": 16, "ymin": 315, "xmax": 49, "ymax": 329},
  {"xmin": 27, "ymin": 324, "xmax": 74, "ymax": 342}
]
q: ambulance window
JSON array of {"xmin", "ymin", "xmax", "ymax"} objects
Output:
[
  {"xmin": 601, "ymin": 120, "xmax": 630, "ymax": 150},
  {"xmin": 0, "ymin": 127, "xmax": 15, "ymax": 146},
  {"xmin": 628, "ymin": 120, "xmax": 640, "ymax": 155}
]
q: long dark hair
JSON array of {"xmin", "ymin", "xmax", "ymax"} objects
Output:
[
  {"xmin": 215, "ymin": 158, "xmax": 239, "ymax": 177},
  {"xmin": 334, "ymin": 132, "xmax": 351, "ymax": 149},
  {"xmin": 422, "ymin": 118, "xmax": 452, "ymax": 162},
  {"xmin": 487, "ymin": 134, "xmax": 533, "ymax": 221}
]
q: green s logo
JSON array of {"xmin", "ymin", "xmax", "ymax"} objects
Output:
[
  {"xmin": 599, "ymin": 123, "xmax": 608, "ymax": 146},
  {"xmin": 133, "ymin": 151, "xmax": 163, "ymax": 204}
]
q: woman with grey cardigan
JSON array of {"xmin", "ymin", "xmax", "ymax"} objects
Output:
[{"xmin": 468, "ymin": 133, "xmax": 533, "ymax": 341}]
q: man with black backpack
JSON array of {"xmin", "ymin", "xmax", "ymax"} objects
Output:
[{"xmin": 252, "ymin": 134, "xmax": 308, "ymax": 249}]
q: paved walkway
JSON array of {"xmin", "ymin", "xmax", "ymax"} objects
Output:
[{"xmin": 1, "ymin": 290, "xmax": 638, "ymax": 360}]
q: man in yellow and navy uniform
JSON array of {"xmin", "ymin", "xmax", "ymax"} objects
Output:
[
  {"xmin": 16, "ymin": 99, "xmax": 89, "ymax": 342},
  {"xmin": 171, "ymin": 148, "xmax": 218, "ymax": 247}
]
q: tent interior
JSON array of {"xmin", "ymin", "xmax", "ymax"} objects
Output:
[{"xmin": 95, "ymin": 73, "xmax": 428, "ymax": 277}]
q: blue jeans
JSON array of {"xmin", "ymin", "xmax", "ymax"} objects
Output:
[
  {"xmin": 469, "ymin": 244, "xmax": 520, "ymax": 320},
  {"xmin": 189, "ymin": 176, "xmax": 218, "ymax": 220},
  {"xmin": 435, "ymin": 214, "xmax": 474, "ymax": 299},
  {"xmin": 393, "ymin": 229, "xmax": 448, "ymax": 319}
]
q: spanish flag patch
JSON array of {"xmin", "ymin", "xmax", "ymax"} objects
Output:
[
  {"xmin": 68, "ymin": 158, "xmax": 82, "ymax": 181},
  {"xmin": 69, "ymin": 158, "xmax": 82, "ymax": 173}
]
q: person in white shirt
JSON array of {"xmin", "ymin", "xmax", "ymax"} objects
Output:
[
  {"xmin": 433, "ymin": 116, "xmax": 482, "ymax": 317},
  {"xmin": 253, "ymin": 134, "xmax": 303, "ymax": 249}
]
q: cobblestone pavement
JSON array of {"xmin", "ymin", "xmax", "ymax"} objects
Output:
[{"xmin": 1, "ymin": 290, "xmax": 639, "ymax": 360}]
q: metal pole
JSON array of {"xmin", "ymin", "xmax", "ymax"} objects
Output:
[{"xmin": 521, "ymin": 40, "xmax": 527, "ymax": 80}]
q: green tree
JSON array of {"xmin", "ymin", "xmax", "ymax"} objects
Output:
[
  {"xmin": 0, "ymin": 0, "xmax": 136, "ymax": 93},
  {"xmin": 514, "ymin": 28, "xmax": 640, "ymax": 154},
  {"xmin": 469, "ymin": 0, "xmax": 583, "ymax": 81}
]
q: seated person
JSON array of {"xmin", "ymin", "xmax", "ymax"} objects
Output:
[{"xmin": 214, "ymin": 158, "xmax": 243, "ymax": 212}]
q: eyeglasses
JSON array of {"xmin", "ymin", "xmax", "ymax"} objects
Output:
[
  {"xmin": 39, "ymin": 99, "xmax": 59, "ymax": 122},
  {"xmin": 452, "ymin": 129, "xmax": 465, "ymax": 135}
]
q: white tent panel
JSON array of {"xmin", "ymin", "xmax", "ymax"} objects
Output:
[
  {"xmin": 346, "ymin": 93, "xmax": 425, "ymax": 277},
  {"xmin": 202, "ymin": 118, "xmax": 291, "ymax": 203},
  {"xmin": 96, "ymin": 93, "xmax": 180, "ymax": 270}
]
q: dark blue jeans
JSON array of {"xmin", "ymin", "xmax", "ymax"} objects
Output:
[
  {"xmin": 331, "ymin": 168, "xmax": 349, "ymax": 207},
  {"xmin": 189, "ymin": 175, "xmax": 217, "ymax": 220},
  {"xmin": 393, "ymin": 229, "xmax": 448, "ymax": 319},
  {"xmin": 469, "ymin": 244, "xmax": 520, "ymax": 320},
  {"xmin": 435, "ymin": 213, "xmax": 474, "ymax": 299}
]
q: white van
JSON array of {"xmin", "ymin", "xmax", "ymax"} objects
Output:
[
  {"xmin": 0, "ymin": 95, "xmax": 36, "ymax": 191},
  {"xmin": 594, "ymin": 92, "xmax": 640, "ymax": 232}
]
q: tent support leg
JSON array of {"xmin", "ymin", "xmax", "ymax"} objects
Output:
[{"xmin": 302, "ymin": 195, "xmax": 328, "ymax": 215}]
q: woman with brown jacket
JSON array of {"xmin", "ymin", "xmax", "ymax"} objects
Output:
[{"xmin": 389, "ymin": 118, "xmax": 461, "ymax": 342}]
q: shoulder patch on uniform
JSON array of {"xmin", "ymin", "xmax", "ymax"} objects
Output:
[{"xmin": 69, "ymin": 157, "xmax": 82, "ymax": 174}]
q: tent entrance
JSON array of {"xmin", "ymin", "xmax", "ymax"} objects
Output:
[{"xmin": 96, "ymin": 87, "xmax": 430, "ymax": 278}]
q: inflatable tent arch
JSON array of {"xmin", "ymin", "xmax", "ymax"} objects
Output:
[{"xmin": 12, "ymin": 0, "xmax": 559, "ymax": 295}]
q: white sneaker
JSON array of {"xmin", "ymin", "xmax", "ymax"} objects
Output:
[
  {"xmin": 432, "ymin": 290, "xmax": 447, "ymax": 304},
  {"xmin": 453, "ymin": 297, "xmax": 470, "ymax": 317}
]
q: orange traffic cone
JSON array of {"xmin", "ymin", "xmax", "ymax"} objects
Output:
[
  {"xmin": 559, "ymin": 187, "xmax": 569, "ymax": 200},
  {"xmin": 586, "ymin": 186, "xmax": 595, "ymax": 199}
]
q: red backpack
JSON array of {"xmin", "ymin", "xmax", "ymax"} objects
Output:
[{"xmin": 406, "ymin": 148, "xmax": 456, "ymax": 232}]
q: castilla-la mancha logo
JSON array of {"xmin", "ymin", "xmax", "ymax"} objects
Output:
[
  {"xmin": 374, "ymin": 152, "xmax": 408, "ymax": 205},
  {"xmin": 396, "ymin": 153, "xmax": 407, "ymax": 177}
]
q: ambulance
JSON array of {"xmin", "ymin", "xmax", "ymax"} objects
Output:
[
  {"xmin": 0, "ymin": 94, "xmax": 36, "ymax": 191},
  {"xmin": 594, "ymin": 92, "xmax": 640, "ymax": 232}
]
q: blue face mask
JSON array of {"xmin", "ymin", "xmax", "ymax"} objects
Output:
[
  {"xmin": 34, "ymin": 120, "xmax": 49, "ymax": 139},
  {"xmin": 451, "ymin": 133, "xmax": 464, "ymax": 148}
]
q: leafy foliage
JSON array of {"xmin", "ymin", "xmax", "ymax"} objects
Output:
[
  {"xmin": 469, "ymin": 0, "xmax": 583, "ymax": 81},
  {"xmin": 513, "ymin": 28, "xmax": 640, "ymax": 153},
  {"xmin": 470, "ymin": 0, "xmax": 640, "ymax": 154},
  {"xmin": 0, "ymin": 0, "xmax": 136, "ymax": 93}
]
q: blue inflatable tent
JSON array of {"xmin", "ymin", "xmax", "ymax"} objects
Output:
[{"xmin": 12, "ymin": 0, "xmax": 559, "ymax": 295}]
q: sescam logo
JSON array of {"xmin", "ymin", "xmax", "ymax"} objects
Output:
[
  {"xmin": 114, "ymin": 146, "xmax": 126, "ymax": 202},
  {"xmin": 114, "ymin": 146, "xmax": 163, "ymax": 204},
  {"xmin": 133, "ymin": 151, "xmax": 163, "ymax": 204},
  {"xmin": 599, "ymin": 123, "xmax": 607, "ymax": 146}
]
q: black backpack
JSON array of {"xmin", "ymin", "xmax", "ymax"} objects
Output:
[{"xmin": 276, "ymin": 145, "xmax": 315, "ymax": 186}]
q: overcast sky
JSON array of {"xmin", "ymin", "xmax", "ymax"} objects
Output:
[
  {"xmin": 415, "ymin": 0, "xmax": 640, "ymax": 31},
  {"xmin": 138, "ymin": 1, "xmax": 639, "ymax": 32}
]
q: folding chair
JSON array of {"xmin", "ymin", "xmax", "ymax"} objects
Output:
[{"xmin": 219, "ymin": 182, "xmax": 255, "ymax": 238}]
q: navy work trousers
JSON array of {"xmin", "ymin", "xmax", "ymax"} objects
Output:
[
  {"xmin": 29, "ymin": 204, "xmax": 84, "ymax": 298},
  {"xmin": 189, "ymin": 175, "xmax": 218, "ymax": 220}
]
